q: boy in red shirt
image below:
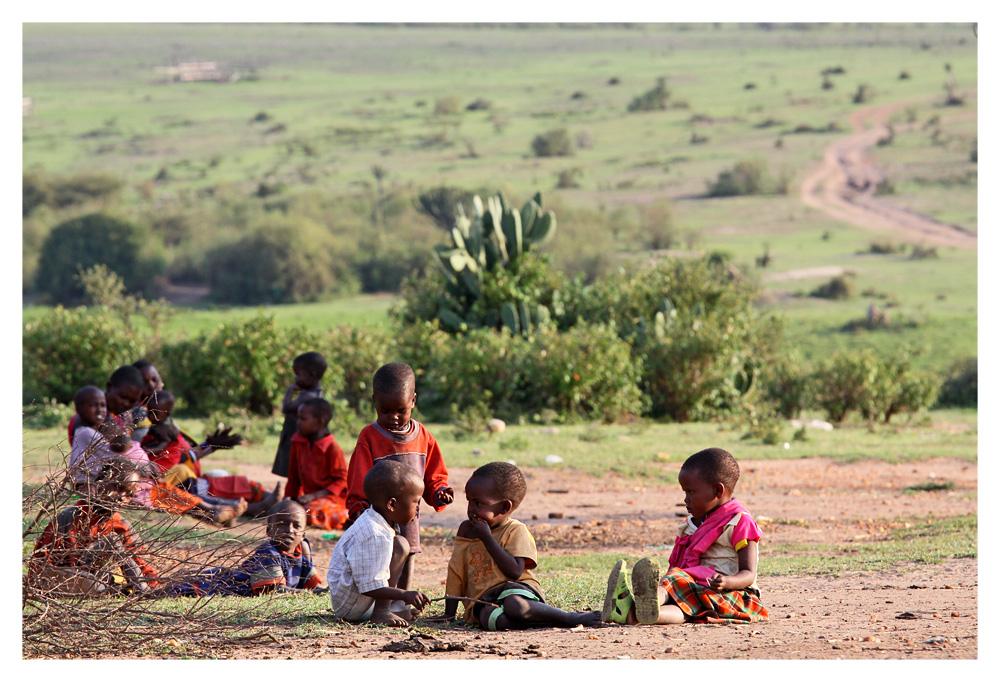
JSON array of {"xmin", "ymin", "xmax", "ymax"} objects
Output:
[
  {"xmin": 284, "ymin": 398, "xmax": 349, "ymax": 530},
  {"xmin": 346, "ymin": 362, "xmax": 453, "ymax": 594}
]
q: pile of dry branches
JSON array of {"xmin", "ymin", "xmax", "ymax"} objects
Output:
[{"xmin": 22, "ymin": 454, "xmax": 321, "ymax": 659}]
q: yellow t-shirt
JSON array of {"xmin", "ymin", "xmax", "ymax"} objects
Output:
[{"xmin": 445, "ymin": 517, "xmax": 544, "ymax": 622}]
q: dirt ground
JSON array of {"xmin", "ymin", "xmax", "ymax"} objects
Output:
[{"xmin": 202, "ymin": 455, "xmax": 977, "ymax": 660}]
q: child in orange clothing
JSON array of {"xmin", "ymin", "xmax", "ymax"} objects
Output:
[
  {"xmin": 345, "ymin": 362, "xmax": 454, "ymax": 591},
  {"xmin": 284, "ymin": 398, "xmax": 349, "ymax": 530}
]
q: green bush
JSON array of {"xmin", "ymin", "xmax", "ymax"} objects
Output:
[
  {"xmin": 810, "ymin": 275, "xmax": 854, "ymax": 300},
  {"xmin": 34, "ymin": 213, "xmax": 165, "ymax": 305},
  {"xmin": 205, "ymin": 217, "xmax": 358, "ymax": 304},
  {"xmin": 627, "ymin": 78, "xmax": 670, "ymax": 112},
  {"xmin": 531, "ymin": 128, "xmax": 573, "ymax": 157},
  {"xmin": 706, "ymin": 158, "xmax": 770, "ymax": 197},
  {"xmin": 319, "ymin": 326, "xmax": 395, "ymax": 412},
  {"xmin": 23, "ymin": 305, "xmax": 146, "ymax": 404},
  {"xmin": 813, "ymin": 349, "xmax": 936, "ymax": 424},
  {"xmin": 759, "ymin": 353, "xmax": 814, "ymax": 419},
  {"xmin": 23, "ymin": 397, "xmax": 77, "ymax": 430},
  {"xmin": 937, "ymin": 357, "xmax": 977, "ymax": 407},
  {"xmin": 160, "ymin": 314, "xmax": 324, "ymax": 415},
  {"xmin": 414, "ymin": 186, "xmax": 475, "ymax": 230},
  {"xmin": 526, "ymin": 324, "xmax": 645, "ymax": 423},
  {"xmin": 571, "ymin": 257, "xmax": 781, "ymax": 421}
]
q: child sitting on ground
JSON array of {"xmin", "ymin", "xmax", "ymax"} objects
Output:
[
  {"xmin": 129, "ymin": 359, "xmax": 164, "ymax": 441},
  {"xmin": 142, "ymin": 390, "xmax": 276, "ymax": 518},
  {"xmin": 105, "ymin": 422, "xmax": 247, "ymax": 524},
  {"xmin": 272, "ymin": 351, "xmax": 327, "ymax": 479},
  {"xmin": 345, "ymin": 362, "xmax": 453, "ymax": 593},
  {"xmin": 327, "ymin": 459, "xmax": 431, "ymax": 626},
  {"xmin": 68, "ymin": 386, "xmax": 110, "ymax": 486},
  {"xmin": 283, "ymin": 398, "xmax": 349, "ymax": 530},
  {"xmin": 602, "ymin": 447, "xmax": 769, "ymax": 625},
  {"xmin": 29, "ymin": 458, "xmax": 160, "ymax": 598},
  {"xmin": 429, "ymin": 462, "xmax": 602, "ymax": 630},
  {"xmin": 68, "ymin": 366, "xmax": 145, "ymax": 445},
  {"xmin": 158, "ymin": 500, "xmax": 324, "ymax": 597}
]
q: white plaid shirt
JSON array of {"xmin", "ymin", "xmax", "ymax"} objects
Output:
[{"xmin": 327, "ymin": 508, "xmax": 395, "ymax": 618}]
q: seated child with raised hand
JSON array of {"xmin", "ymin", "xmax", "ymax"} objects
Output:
[
  {"xmin": 430, "ymin": 462, "xmax": 601, "ymax": 630},
  {"xmin": 345, "ymin": 362, "xmax": 454, "ymax": 593},
  {"xmin": 29, "ymin": 458, "xmax": 160, "ymax": 598},
  {"xmin": 284, "ymin": 397, "xmax": 349, "ymax": 530},
  {"xmin": 158, "ymin": 500, "xmax": 324, "ymax": 598},
  {"xmin": 327, "ymin": 459, "xmax": 431, "ymax": 627},
  {"xmin": 104, "ymin": 421, "xmax": 248, "ymax": 524},
  {"xmin": 142, "ymin": 390, "xmax": 277, "ymax": 518},
  {"xmin": 602, "ymin": 447, "xmax": 769, "ymax": 625},
  {"xmin": 272, "ymin": 351, "xmax": 327, "ymax": 479}
]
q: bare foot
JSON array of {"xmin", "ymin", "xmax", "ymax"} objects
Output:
[
  {"xmin": 370, "ymin": 609, "xmax": 411, "ymax": 627},
  {"xmin": 390, "ymin": 600, "xmax": 418, "ymax": 621},
  {"xmin": 215, "ymin": 499, "xmax": 248, "ymax": 525},
  {"xmin": 571, "ymin": 611, "xmax": 604, "ymax": 627}
]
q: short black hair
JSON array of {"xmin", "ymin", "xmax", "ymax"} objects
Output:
[
  {"xmin": 293, "ymin": 351, "xmax": 328, "ymax": 377},
  {"xmin": 94, "ymin": 456, "xmax": 142, "ymax": 484},
  {"xmin": 269, "ymin": 499, "xmax": 306, "ymax": 519},
  {"xmin": 471, "ymin": 461, "xmax": 527, "ymax": 510},
  {"xmin": 132, "ymin": 359, "xmax": 155, "ymax": 371},
  {"xmin": 107, "ymin": 365, "xmax": 144, "ymax": 390},
  {"xmin": 73, "ymin": 385, "xmax": 104, "ymax": 407},
  {"xmin": 372, "ymin": 362, "xmax": 415, "ymax": 398},
  {"xmin": 363, "ymin": 459, "xmax": 423, "ymax": 507},
  {"xmin": 98, "ymin": 420, "xmax": 132, "ymax": 454},
  {"xmin": 300, "ymin": 397, "xmax": 333, "ymax": 424},
  {"xmin": 680, "ymin": 447, "xmax": 740, "ymax": 492},
  {"xmin": 153, "ymin": 389, "xmax": 174, "ymax": 405}
]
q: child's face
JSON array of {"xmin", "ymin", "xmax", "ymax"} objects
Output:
[
  {"xmin": 139, "ymin": 365, "xmax": 163, "ymax": 400},
  {"xmin": 148, "ymin": 399, "xmax": 173, "ymax": 426},
  {"xmin": 293, "ymin": 363, "xmax": 319, "ymax": 390},
  {"xmin": 465, "ymin": 475, "xmax": 511, "ymax": 528},
  {"xmin": 98, "ymin": 472, "xmax": 140, "ymax": 505},
  {"xmin": 296, "ymin": 404, "xmax": 326, "ymax": 438},
  {"xmin": 383, "ymin": 480, "xmax": 424, "ymax": 526},
  {"xmin": 268, "ymin": 509, "xmax": 307, "ymax": 553},
  {"xmin": 106, "ymin": 383, "xmax": 142, "ymax": 415},
  {"xmin": 372, "ymin": 388, "xmax": 416, "ymax": 433},
  {"xmin": 677, "ymin": 467, "xmax": 726, "ymax": 520},
  {"xmin": 76, "ymin": 392, "xmax": 108, "ymax": 427}
]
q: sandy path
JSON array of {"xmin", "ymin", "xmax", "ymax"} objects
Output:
[{"xmin": 799, "ymin": 96, "xmax": 977, "ymax": 249}]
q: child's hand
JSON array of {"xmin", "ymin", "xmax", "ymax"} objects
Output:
[
  {"xmin": 468, "ymin": 515, "xmax": 493, "ymax": 542},
  {"xmin": 401, "ymin": 590, "xmax": 430, "ymax": 610},
  {"xmin": 433, "ymin": 487, "xmax": 454, "ymax": 507},
  {"xmin": 708, "ymin": 573, "xmax": 729, "ymax": 591},
  {"xmin": 297, "ymin": 492, "xmax": 317, "ymax": 505}
]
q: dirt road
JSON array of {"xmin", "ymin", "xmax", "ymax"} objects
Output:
[{"xmin": 799, "ymin": 96, "xmax": 977, "ymax": 249}]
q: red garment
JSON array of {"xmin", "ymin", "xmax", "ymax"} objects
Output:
[
  {"xmin": 30, "ymin": 500, "xmax": 160, "ymax": 587},
  {"xmin": 143, "ymin": 431, "xmax": 188, "ymax": 473},
  {"xmin": 668, "ymin": 499, "xmax": 755, "ymax": 585},
  {"xmin": 286, "ymin": 432, "xmax": 347, "ymax": 500},
  {"xmin": 345, "ymin": 420, "xmax": 450, "ymax": 517}
]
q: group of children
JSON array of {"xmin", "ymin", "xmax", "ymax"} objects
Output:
[{"xmin": 30, "ymin": 350, "xmax": 770, "ymax": 632}]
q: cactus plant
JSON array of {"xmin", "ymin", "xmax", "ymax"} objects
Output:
[{"xmin": 431, "ymin": 190, "xmax": 558, "ymax": 334}]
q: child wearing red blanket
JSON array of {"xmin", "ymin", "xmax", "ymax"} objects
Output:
[
  {"xmin": 284, "ymin": 398, "xmax": 349, "ymax": 530},
  {"xmin": 602, "ymin": 447, "xmax": 768, "ymax": 625}
]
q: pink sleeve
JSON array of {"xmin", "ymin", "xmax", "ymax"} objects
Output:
[{"xmin": 730, "ymin": 513, "xmax": 762, "ymax": 550}]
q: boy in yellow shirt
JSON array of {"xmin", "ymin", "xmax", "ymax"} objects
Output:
[{"xmin": 429, "ymin": 461, "xmax": 601, "ymax": 630}]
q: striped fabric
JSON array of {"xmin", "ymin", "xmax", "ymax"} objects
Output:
[
  {"xmin": 660, "ymin": 568, "xmax": 769, "ymax": 623},
  {"xmin": 305, "ymin": 496, "xmax": 349, "ymax": 530}
]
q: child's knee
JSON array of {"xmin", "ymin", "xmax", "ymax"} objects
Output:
[
  {"xmin": 501, "ymin": 595, "xmax": 532, "ymax": 620},
  {"xmin": 392, "ymin": 534, "xmax": 410, "ymax": 557}
]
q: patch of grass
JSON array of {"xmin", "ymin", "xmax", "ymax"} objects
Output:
[
  {"xmin": 762, "ymin": 514, "xmax": 976, "ymax": 575},
  {"xmin": 903, "ymin": 480, "xmax": 956, "ymax": 493}
]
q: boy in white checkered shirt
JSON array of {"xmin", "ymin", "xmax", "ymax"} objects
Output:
[{"xmin": 326, "ymin": 459, "xmax": 430, "ymax": 626}]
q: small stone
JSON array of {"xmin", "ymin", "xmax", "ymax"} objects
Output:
[
  {"xmin": 951, "ymin": 612, "xmax": 961, "ymax": 618},
  {"xmin": 548, "ymin": 512, "xmax": 564, "ymax": 519},
  {"xmin": 471, "ymin": 449, "xmax": 483, "ymax": 455},
  {"xmin": 664, "ymin": 647, "xmax": 677, "ymax": 654}
]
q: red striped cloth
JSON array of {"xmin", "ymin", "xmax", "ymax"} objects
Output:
[
  {"xmin": 660, "ymin": 567, "xmax": 769, "ymax": 623},
  {"xmin": 305, "ymin": 496, "xmax": 349, "ymax": 530}
]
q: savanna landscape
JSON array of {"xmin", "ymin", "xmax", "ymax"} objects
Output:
[{"xmin": 22, "ymin": 23, "xmax": 978, "ymax": 660}]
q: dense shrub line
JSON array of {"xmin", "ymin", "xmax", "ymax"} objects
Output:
[{"xmin": 23, "ymin": 256, "xmax": 965, "ymax": 428}]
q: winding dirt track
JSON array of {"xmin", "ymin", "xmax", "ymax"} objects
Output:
[{"xmin": 800, "ymin": 97, "xmax": 977, "ymax": 249}]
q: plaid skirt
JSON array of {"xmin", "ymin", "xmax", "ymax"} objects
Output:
[{"xmin": 660, "ymin": 568, "xmax": 769, "ymax": 623}]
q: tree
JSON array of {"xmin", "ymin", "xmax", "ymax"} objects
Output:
[{"xmin": 34, "ymin": 213, "xmax": 164, "ymax": 305}]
